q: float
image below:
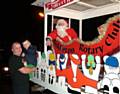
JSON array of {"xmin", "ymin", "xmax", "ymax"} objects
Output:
[{"xmin": 31, "ymin": 0, "xmax": 120, "ymax": 94}]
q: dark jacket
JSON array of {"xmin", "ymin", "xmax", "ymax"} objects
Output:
[{"xmin": 24, "ymin": 45, "xmax": 37, "ymax": 66}]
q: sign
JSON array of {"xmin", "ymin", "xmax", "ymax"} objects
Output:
[{"xmin": 44, "ymin": 0, "xmax": 79, "ymax": 13}]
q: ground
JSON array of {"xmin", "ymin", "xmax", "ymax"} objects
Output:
[{"xmin": 0, "ymin": 76, "xmax": 56, "ymax": 94}]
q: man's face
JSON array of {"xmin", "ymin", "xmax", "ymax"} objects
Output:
[
  {"xmin": 56, "ymin": 20, "xmax": 68, "ymax": 30},
  {"xmin": 12, "ymin": 43, "xmax": 22, "ymax": 56}
]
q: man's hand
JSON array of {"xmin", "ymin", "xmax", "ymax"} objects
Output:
[{"xmin": 19, "ymin": 67, "xmax": 37, "ymax": 74}]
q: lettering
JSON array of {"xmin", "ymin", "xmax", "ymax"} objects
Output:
[
  {"xmin": 79, "ymin": 44, "xmax": 103, "ymax": 54},
  {"xmin": 105, "ymin": 19, "xmax": 120, "ymax": 46},
  {"xmin": 54, "ymin": 42, "xmax": 75, "ymax": 53},
  {"xmin": 45, "ymin": 0, "xmax": 73, "ymax": 10}
]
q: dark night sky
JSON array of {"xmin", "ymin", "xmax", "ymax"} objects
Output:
[
  {"xmin": 0, "ymin": 0, "xmax": 44, "ymax": 63},
  {"xmin": 0, "ymin": 0, "xmax": 44, "ymax": 53}
]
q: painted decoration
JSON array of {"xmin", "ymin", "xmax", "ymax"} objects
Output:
[
  {"xmin": 30, "ymin": 13, "xmax": 120, "ymax": 94},
  {"xmin": 81, "ymin": 54, "xmax": 101, "ymax": 94},
  {"xmin": 98, "ymin": 56, "xmax": 120, "ymax": 94}
]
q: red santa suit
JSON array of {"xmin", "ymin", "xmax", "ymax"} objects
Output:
[
  {"xmin": 48, "ymin": 28, "xmax": 78, "ymax": 43},
  {"xmin": 48, "ymin": 28, "xmax": 79, "ymax": 66},
  {"xmin": 56, "ymin": 68, "xmax": 97, "ymax": 88}
]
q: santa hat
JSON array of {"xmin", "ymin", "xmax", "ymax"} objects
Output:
[
  {"xmin": 69, "ymin": 54, "xmax": 80, "ymax": 65},
  {"xmin": 56, "ymin": 19, "xmax": 68, "ymax": 27}
]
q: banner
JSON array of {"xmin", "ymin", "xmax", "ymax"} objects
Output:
[{"xmin": 52, "ymin": 14, "xmax": 120, "ymax": 56}]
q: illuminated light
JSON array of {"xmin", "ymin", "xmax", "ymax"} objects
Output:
[
  {"xmin": 3, "ymin": 67, "xmax": 9, "ymax": 71},
  {"xmin": 38, "ymin": 12, "xmax": 44, "ymax": 17}
]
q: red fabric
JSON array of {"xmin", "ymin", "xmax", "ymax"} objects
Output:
[
  {"xmin": 56, "ymin": 68, "xmax": 97, "ymax": 88},
  {"xmin": 48, "ymin": 28, "xmax": 78, "ymax": 42},
  {"xmin": 49, "ymin": 17, "xmax": 120, "ymax": 57}
]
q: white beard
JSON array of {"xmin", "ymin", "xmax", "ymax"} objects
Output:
[{"xmin": 56, "ymin": 26, "xmax": 68, "ymax": 38}]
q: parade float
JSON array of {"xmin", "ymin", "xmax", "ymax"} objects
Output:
[{"xmin": 31, "ymin": 0, "xmax": 120, "ymax": 94}]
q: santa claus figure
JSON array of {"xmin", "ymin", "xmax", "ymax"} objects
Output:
[{"xmin": 46, "ymin": 19, "xmax": 78, "ymax": 46}]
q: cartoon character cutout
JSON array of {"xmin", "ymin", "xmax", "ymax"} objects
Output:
[
  {"xmin": 56, "ymin": 53, "xmax": 68, "ymax": 87},
  {"xmin": 98, "ymin": 56, "xmax": 120, "ymax": 94},
  {"xmin": 56, "ymin": 54, "xmax": 68, "ymax": 70},
  {"xmin": 98, "ymin": 73, "xmax": 120, "ymax": 94},
  {"xmin": 104, "ymin": 56, "xmax": 119, "ymax": 74},
  {"xmin": 81, "ymin": 54, "xmax": 101, "ymax": 94},
  {"xmin": 56, "ymin": 54, "xmax": 97, "ymax": 94},
  {"xmin": 48, "ymin": 53, "xmax": 56, "ymax": 85},
  {"xmin": 39, "ymin": 52, "xmax": 48, "ymax": 82},
  {"xmin": 87, "ymin": 55, "xmax": 96, "ymax": 75}
]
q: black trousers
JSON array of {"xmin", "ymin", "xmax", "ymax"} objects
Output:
[{"xmin": 12, "ymin": 83, "xmax": 29, "ymax": 94}]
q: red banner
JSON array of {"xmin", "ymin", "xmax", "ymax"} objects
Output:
[{"xmin": 53, "ymin": 15, "xmax": 120, "ymax": 57}]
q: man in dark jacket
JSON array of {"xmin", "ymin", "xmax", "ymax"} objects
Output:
[{"xmin": 9, "ymin": 42, "xmax": 36, "ymax": 94}]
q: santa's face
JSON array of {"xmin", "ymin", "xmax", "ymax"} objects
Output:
[
  {"xmin": 55, "ymin": 19, "xmax": 68, "ymax": 38},
  {"xmin": 56, "ymin": 24, "xmax": 68, "ymax": 38}
]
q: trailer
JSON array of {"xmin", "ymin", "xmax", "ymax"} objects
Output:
[{"xmin": 31, "ymin": 0, "xmax": 120, "ymax": 94}]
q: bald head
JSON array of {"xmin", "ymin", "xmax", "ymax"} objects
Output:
[{"xmin": 11, "ymin": 42, "xmax": 22, "ymax": 56}]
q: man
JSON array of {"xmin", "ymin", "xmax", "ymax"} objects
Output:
[
  {"xmin": 9, "ymin": 42, "xmax": 36, "ymax": 94},
  {"xmin": 46, "ymin": 19, "xmax": 79, "ymax": 46}
]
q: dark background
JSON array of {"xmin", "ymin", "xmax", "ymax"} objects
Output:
[
  {"xmin": 82, "ymin": 12, "xmax": 119, "ymax": 41},
  {"xmin": 0, "ymin": 0, "xmax": 45, "ymax": 93},
  {"xmin": 0, "ymin": 0, "xmax": 44, "ymax": 64}
]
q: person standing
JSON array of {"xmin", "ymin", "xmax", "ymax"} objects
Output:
[{"xmin": 9, "ymin": 42, "xmax": 36, "ymax": 94}]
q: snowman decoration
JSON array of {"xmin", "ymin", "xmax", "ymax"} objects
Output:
[
  {"xmin": 98, "ymin": 56, "xmax": 120, "ymax": 94},
  {"xmin": 81, "ymin": 54, "xmax": 101, "ymax": 94}
]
